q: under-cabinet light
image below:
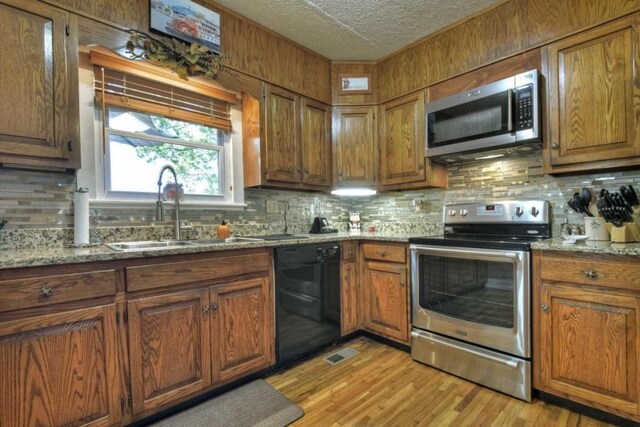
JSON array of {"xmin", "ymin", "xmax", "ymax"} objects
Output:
[
  {"xmin": 474, "ymin": 154, "xmax": 505, "ymax": 160},
  {"xmin": 331, "ymin": 188, "xmax": 377, "ymax": 197}
]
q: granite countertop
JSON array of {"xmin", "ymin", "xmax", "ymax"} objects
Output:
[
  {"xmin": 532, "ymin": 238, "xmax": 640, "ymax": 256},
  {"xmin": 0, "ymin": 232, "xmax": 418, "ymax": 270}
]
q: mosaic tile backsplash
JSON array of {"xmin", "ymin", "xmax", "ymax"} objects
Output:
[{"xmin": 2, "ymin": 151, "xmax": 640, "ymax": 248}]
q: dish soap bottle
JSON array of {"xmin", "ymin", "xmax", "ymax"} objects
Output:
[{"xmin": 217, "ymin": 220, "xmax": 230, "ymax": 239}]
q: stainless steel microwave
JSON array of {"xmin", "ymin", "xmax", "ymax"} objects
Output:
[{"xmin": 426, "ymin": 70, "xmax": 540, "ymax": 162}]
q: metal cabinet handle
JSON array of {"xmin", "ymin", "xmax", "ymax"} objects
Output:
[
  {"xmin": 202, "ymin": 305, "xmax": 210, "ymax": 314},
  {"xmin": 585, "ymin": 270, "xmax": 598, "ymax": 280},
  {"xmin": 551, "ymin": 143, "xmax": 560, "ymax": 149},
  {"xmin": 348, "ymin": 250, "xmax": 353, "ymax": 256},
  {"xmin": 540, "ymin": 304, "xmax": 550, "ymax": 312},
  {"xmin": 40, "ymin": 286, "xmax": 54, "ymax": 298},
  {"xmin": 400, "ymin": 280, "xmax": 406, "ymax": 286},
  {"xmin": 418, "ymin": 163, "xmax": 424, "ymax": 170},
  {"xmin": 211, "ymin": 302, "xmax": 219, "ymax": 311},
  {"xmin": 377, "ymin": 251, "xmax": 386, "ymax": 257}
]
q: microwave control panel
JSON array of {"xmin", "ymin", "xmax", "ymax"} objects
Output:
[{"xmin": 515, "ymin": 84, "xmax": 534, "ymax": 131}]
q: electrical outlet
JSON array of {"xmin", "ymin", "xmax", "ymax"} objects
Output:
[{"xmin": 266, "ymin": 199, "xmax": 279, "ymax": 213}]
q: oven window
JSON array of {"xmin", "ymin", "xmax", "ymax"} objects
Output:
[{"xmin": 418, "ymin": 255, "xmax": 514, "ymax": 328}]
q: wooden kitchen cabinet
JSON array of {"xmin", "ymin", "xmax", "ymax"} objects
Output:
[
  {"xmin": 127, "ymin": 288, "xmax": 212, "ymax": 415},
  {"xmin": 341, "ymin": 261, "xmax": 359, "ymax": 335},
  {"xmin": 362, "ymin": 243, "xmax": 410, "ymax": 344},
  {"xmin": 0, "ymin": 304, "xmax": 122, "ymax": 427},
  {"xmin": 301, "ymin": 97, "xmax": 332, "ymax": 187},
  {"xmin": 0, "ymin": 0, "xmax": 80, "ymax": 170},
  {"xmin": 378, "ymin": 90, "xmax": 447, "ymax": 191},
  {"xmin": 210, "ymin": 276, "xmax": 274, "ymax": 383},
  {"xmin": 544, "ymin": 14, "xmax": 640, "ymax": 174},
  {"xmin": 333, "ymin": 106, "xmax": 377, "ymax": 188},
  {"xmin": 243, "ymin": 84, "xmax": 332, "ymax": 191},
  {"xmin": 534, "ymin": 251, "xmax": 640, "ymax": 422}
]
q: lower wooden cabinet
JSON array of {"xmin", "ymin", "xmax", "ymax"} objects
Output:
[
  {"xmin": 0, "ymin": 304, "xmax": 122, "ymax": 427},
  {"xmin": 534, "ymin": 251, "xmax": 640, "ymax": 422},
  {"xmin": 341, "ymin": 261, "xmax": 359, "ymax": 335},
  {"xmin": 127, "ymin": 289, "xmax": 212, "ymax": 415},
  {"xmin": 362, "ymin": 253, "xmax": 409, "ymax": 344},
  {"xmin": 210, "ymin": 276, "xmax": 274, "ymax": 383}
]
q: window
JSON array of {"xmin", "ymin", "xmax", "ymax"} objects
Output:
[
  {"xmin": 105, "ymin": 107, "xmax": 227, "ymax": 198},
  {"xmin": 78, "ymin": 50, "xmax": 244, "ymax": 208}
]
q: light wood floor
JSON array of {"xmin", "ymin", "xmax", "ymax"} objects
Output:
[{"xmin": 266, "ymin": 337, "xmax": 614, "ymax": 427}]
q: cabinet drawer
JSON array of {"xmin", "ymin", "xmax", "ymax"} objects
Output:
[
  {"xmin": 342, "ymin": 241, "xmax": 357, "ymax": 261},
  {"xmin": 362, "ymin": 243, "xmax": 406, "ymax": 263},
  {"xmin": 0, "ymin": 270, "xmax": 117, "ymax": 313},
  {"xmin": 538, "ymin": 252, "xmax": 640, "ymax": 290},
  {"xmin": 126, "ymin": 251, "xmax": 272, "ymax": 292}
]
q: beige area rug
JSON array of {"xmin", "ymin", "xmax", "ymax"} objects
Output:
[{"xmin": 150, "ymin": 380, "xmax": 304, "ymax": 427}]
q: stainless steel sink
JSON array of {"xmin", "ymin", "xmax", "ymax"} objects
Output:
[
  {"xmin": 190, "ymin": 237, "xmax": 265, "ymax": 245},
  {"xmin": 106, "ymin": 240, "xmax": 196, "ymax": 252}
]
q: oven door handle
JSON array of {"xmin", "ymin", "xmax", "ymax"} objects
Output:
[
  {"xmin": 414, "ymin": 331, "xmax": 520, "ymax": 369},
  {"xmin": 411, "ymin": 246, "xmax": 521, "ymax": 263}
]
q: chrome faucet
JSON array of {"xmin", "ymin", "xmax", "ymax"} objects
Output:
[
  {"xmin": 283, "ymin": 201, "xmax": 290, "ymax": 235},
  {"xmin": 156, "ymin": 165, "xmax": 182, "ymax": 240}
]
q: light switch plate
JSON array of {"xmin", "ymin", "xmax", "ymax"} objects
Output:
[{"xmin": 266, "ymin": 199, "xmax": 279, "ymax": 213}]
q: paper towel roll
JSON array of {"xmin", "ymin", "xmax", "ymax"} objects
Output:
[{"xmin": 74, "ymin": 189, "xmax": 90, "ymax": 245}]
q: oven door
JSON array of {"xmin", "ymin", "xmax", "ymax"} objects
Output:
[
  {"xmin": 426, "ymin": 76, "xmax": 516, "ymax": 159},
  {"xmin": 411, "ymin": 245, "xmax": 530, "ymax": 358}
]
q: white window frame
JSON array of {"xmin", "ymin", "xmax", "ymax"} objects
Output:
[{"xmin": 77, "ymin": 66, "xmax": 245, "ymax": 210}]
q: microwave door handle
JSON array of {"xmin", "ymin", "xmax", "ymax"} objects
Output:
[{"xmin": 507, "ymin": 88, "xmax": 514, "ymax": 132}]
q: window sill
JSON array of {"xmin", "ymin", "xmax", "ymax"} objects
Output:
[{"xmin": 89, "ymin": 199, "xmax": 247, "ymax": 211}]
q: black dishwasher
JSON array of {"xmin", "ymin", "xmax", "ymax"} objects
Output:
[{"xmin": 275, "ymin": 243, "xmax": 341, "ymax": 366}]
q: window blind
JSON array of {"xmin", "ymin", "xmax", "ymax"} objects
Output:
[{"xmin": 94, "ymin": 66, "xmax": 233, "ymax": 131}]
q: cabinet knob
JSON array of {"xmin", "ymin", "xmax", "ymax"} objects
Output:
[
  {"xmin": 540, "ymin": 304, "xmax": 550, "ymax": 312},
  {"xmin": 211, "ymin": 302, "xmax": 219, "ymax": 311},
  {"xmin": 337, "ymin": 172, "xmax": 343, "ymax": 177},
  {"xmin": 418, "ymin": 163, "xmax": 424, "ymax": 170},
  {"xmin": 304, "ymin": 168, "xmax": 309, "ymax": 174},
  {"xmin": 39, "ymin": 286, "xmax": 53, "ymax": 298},
  {"xmin": 400, "ymin": 280, "xmax": 406, "ymax": 286},
  {"xmin": 585, "ymin": 270, "xmax": 598, "ymax": 280},
  {"xmin": 202, "ymin": 305, "xmax": 210, "ymax": 314},
  {"xmin": 551, "ymin": 143, "xmax": 560, "ymax": 149},
  {"xmin": 343, "ymin": 275, "xmax": 349, "ymax": 282},
  {"xmin": 377, "ymin": 251, "xmax": 386, "ymax": 257}
]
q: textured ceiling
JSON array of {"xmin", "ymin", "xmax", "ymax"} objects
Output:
[{"xmin": 214, "ymin": 0, "xmax": 498, "ymax": 60}]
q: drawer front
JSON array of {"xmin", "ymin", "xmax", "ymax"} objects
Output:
[
  {"xmin": 342, "ymin": 241, "xmax": 357, "ymax": 262},
  {"xmin": 126, "ymin": 251, "xmax": 272, "ymax": 292},
  {"xmin": 362, "ymin": 243, "xmax": 406, "ymax": 263},
  {"xmin": 539, "ymin": 253, "xmax": 640, "ymax": 290},
  {"xmin": 0, "ymin": 270, "xmax": 117, "ymax": 312}
]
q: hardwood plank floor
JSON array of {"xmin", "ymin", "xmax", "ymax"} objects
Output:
[{"xmin": 266, "ymin": 337, "xmax": 614, "ymax": 426}]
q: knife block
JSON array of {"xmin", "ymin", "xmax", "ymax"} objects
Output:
[{"xmin": 606, "ymin": 214, "xmax": 640, "ymax": 243}]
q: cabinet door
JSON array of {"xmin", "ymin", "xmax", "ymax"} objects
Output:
[
  {"xmin": 210, "ymin": 276, "xmax": 274, "ymax": 383},
  {"xmin": 128, "ymin": 289, "xmax": 211, "ymax": 415},
  {"xmin": 263, "ymin": 84, "xmax": 301, "ymax": 183},
  {"xmin": 0, "ymin": 305, "xmax": 122, "ymax": 427},
  {"xmin": 333, "ymin": 106, "xmax": 377, "ymax": 187},
  {"xmin": 537, "ymin": 285, "xmax": 639, "ymax": 416},
  {"xmin": 301, "ymin": 98, "xmax": 332, "ymax": 188},
  {"xmin": 0, "ymin": 0, "xmax": 79, "ymax": 168},
  {"xmin": 379, "ymin": 91, "xmax": 426, "ymax": 187},
  {"xmin": 341, "ymin": 261, "xmax": 358, "ymax": 335},
  {"xmin": 363, "ymin": 261, "xmax": 409, "ymax": 343},
  {"xmin": 546, "ymin": 14, "xmax": 640, "ymax": 169}
]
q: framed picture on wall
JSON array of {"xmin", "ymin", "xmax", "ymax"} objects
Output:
[
  {"xmin": 339, "ymin": 74, "xmax": 371, "ymax": 94},
  {"xmin": 150, "ymin": 0, "xmax": 221, "ymax": 54}
]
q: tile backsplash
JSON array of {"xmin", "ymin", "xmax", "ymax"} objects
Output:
[{"xmin": 2, "ymin": 151, "xmax": 640, "ymax": 248}]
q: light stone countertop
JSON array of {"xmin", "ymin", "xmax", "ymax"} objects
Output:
[
  {"xmin": 0, "ymin": 232, "xmax": 419, "ymax": 270},
  {"xmin": 531, "ymin": 238, "xmax": 640, "ymax": 256}
]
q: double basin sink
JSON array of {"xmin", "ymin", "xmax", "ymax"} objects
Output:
[{"xmin": 106, "ymin": 235, "xmax": 308, "ymax": 252}]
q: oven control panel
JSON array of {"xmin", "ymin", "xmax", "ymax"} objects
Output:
[{"xmin": 444, "ymin": 200, "xmax": 549, "ymax": 224}]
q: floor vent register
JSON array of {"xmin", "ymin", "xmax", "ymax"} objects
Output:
[{"xmin": 323, "ymin": 347, "xmax": 360, "ymax": 366}]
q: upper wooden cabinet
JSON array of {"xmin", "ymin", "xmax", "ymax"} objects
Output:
[
  {"xmin": 0, "ymin": 304, "xmax": 122, "ymax": 427},
  {"xmin": 544, "ymin": 14, "xmax": 640, "ymax": 173},
  {"xmin": 333, "ymin": 106, "xmax": 377, "ymax": 188},
  {"xmin": 301, "ymin": 98, "xmax": 332, "ymax": 187},
  {"xmin": 534, "ymin": 251, "xmax": 640, "ymax": 422},
  {"xmin": 0, "ymin": 0, "xmax": 79, "ymax": 170},
  {"xmin": 243, "ymin": 84, "xmax": 332, "ymax": 191},
  {"xmin": 378, "ymin": 91, "xmax": 447, "ymax": 191}
]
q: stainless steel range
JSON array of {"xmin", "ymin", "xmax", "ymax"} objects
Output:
[{"xmin": 409, "ymin": 200, "xmax": 550, "ymax": 401}]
